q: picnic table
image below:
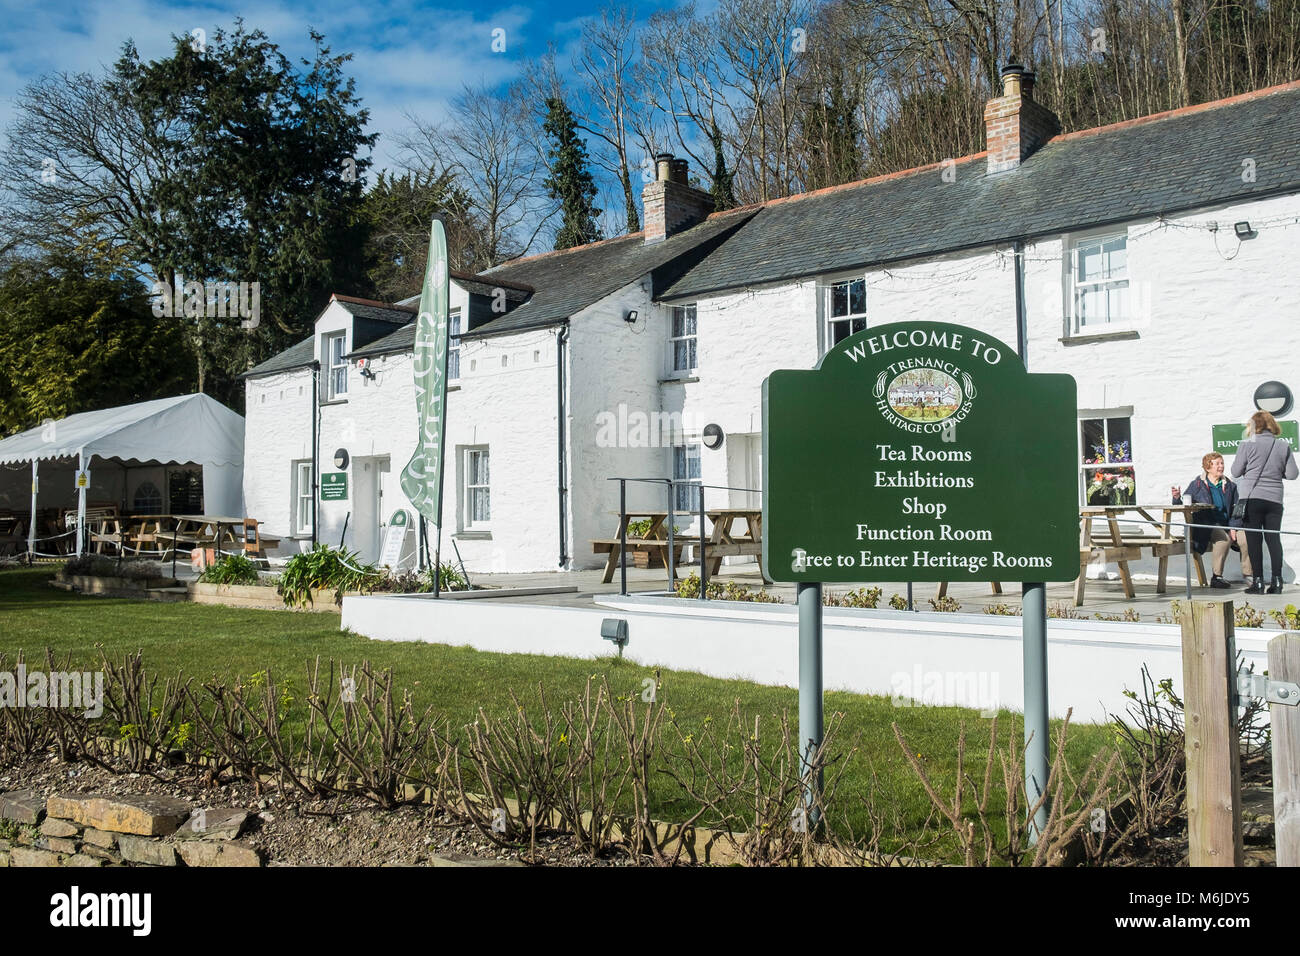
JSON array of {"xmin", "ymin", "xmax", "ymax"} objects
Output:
[
  {"xmin": 593, "ymin": 511, "xmax": 686, "ymax": 584},
  {"xmin": 592, "ymin": 508, "xmax": 764, "ymax": 585},
  {"xmin": 935, "ymin": 503, "xmax": 1215, "ymax": 604},
  {"xmin": 1074, "ymin": 502, "xmax": 1213, "ymax": 605},
  {"xmin": 701, "ymin": 509, "xmax": 764, "ymax": 577},
  {"xmin": 0, "ymin": 513, "xmax": 26, "ymax": 555},
  {"xmin": 153, "ymin": 515, "xmax": 279, "ymax": 560}
]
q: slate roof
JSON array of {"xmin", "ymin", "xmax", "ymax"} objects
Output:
[
  {"xmin": 243, "ymin": 335, "xmax": 315, "ymax": 378},
  {"xmin": 349, "ymin": 321, "xmax": 415, "ymax": 359},
  {"xmin": 660, "ymin": 81, "xmax": 1300, "ymax": 299},
  {"xmin": 461, "ymin": 208, "xmax": 756, "ymax": 338},
  {"xmin": 331, "ymin": 294, "xmax": 417, "ymax": 324},
  {"xmin": 243, "ymin": 296, "xmax": 413, "ymax": 379}
]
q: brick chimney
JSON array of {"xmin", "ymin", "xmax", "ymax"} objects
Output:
[
  {"xmin": 642, "ymin": 153, "xmax": 715, "ymax": 243},
  {"xmin": 984, "ymin": 63, "xmax": 1060, "ymax": 175}
]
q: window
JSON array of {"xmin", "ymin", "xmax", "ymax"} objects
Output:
[
  {"xmin": 448, "ymin": 309, "xmax": 462, "ymax": 380},
  {"xmin": 132, "ymin": 481, "xmax": 163, "ymax": 515},
  {"xmin": 325, "ymin": 332, "xmax": 348, "ymax": 400},
  {"xmin": 826, "ymin": 277, "xmax": 867, "ymax": 349},
  {"xmin": 1070, "ymin": 234, "xmax": 1130, "ymax": 332},
  {"xmin": 674, "ymin": 443, "xmax": 702, "ymax": 512},
  {"xmin": 294, "ymin": 460, "xmax": 314, "ymax": 535},
  {"xmin": 464, "ymin": 447, "xmax": 490, "ymax": 529},
  {"xmin": 167, "ymin": 469, "xmax": 203, "ymax": 514},
  {"xmin": 1080, "ymin": 416, "xmax": 1135, "ymax": 504},
  {"xmin": 671, "ymin": 304, "xmax": 697, "ymax": 374}
]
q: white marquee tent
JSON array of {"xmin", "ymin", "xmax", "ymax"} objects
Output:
[{"xmin": 0, "ymin": 394, "xmax": 245, "ymax": 555}]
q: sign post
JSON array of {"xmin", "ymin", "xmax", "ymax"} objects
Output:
[{"xmin": 763, "ymin": 321, "xmax": 1077, "ymax": 838}]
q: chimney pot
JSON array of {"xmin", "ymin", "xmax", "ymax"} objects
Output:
[
  {"xmin": 655, "ymin": 153, "xmax": 673, "ymax": 182},
  {"xmin": 1022, "ymin": 70, "xmax": 1037, "ymax": 101},
  {"xmin": 671, "ymin": 158, "xmax": 688, "ymax": 184},
  {"xmin": 1000, "ymin": 62, "xmax": 1025, "ymax": 98}
]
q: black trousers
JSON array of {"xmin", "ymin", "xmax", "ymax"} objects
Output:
[{"xmin": 1243, "ymin": 498, "xmax": 1284, "ymax": 579}]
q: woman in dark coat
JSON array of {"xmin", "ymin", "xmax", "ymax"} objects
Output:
[{"xmin": 1174, "ymin": 452, "xmax": 1251, "ymax": 588}]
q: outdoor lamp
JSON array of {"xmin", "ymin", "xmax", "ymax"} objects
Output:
[
  {"xmin": 1234, "ymin": 221, "xmax": 1257, "ymax": 239},
  {"xmin": 333, "ymin": 448, "xmax": 350, "ymax": 470},
  {"xmin": 600, "ymin": 618, "xmax": 629, "ymax": 657},
  {"xmin": 703, "ymin": 423, "xmax": 725, "ymax": 450},
  {"xmin": 1254, "ymin": 381, "xmax": 1293, "ymax": 417},
  {"xmin": 623, "ymin": 309, "xmax": 638, "ymax": 324}
]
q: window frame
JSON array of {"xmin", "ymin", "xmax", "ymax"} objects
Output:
[
  {"xmin": 448, "ymin": 308, "xmax": 462, "ymax": 382},
  {"xmin": 463, "ymin": 446, "xmax": 491, "ymax": 531},
  {"xmin": 325, "ymin": 331, "xmax": 348, "ymax": 401},
  {"xmin": 821, "ymin": 275, "xmax": 868, "ymax": 354},
  {"xmin": 669, "ymin": 304, "xmax": 697, "ymax": 377},
  {"xmin": 293, "ymin": 460, "xmax": 314, "ymax": 536},
  {"xmin": 673, "ymin": 443, "xmax": 702, "ymax": 513},
  {"xmin": 1068, "ymin": 231, "xmax": 1131, "ymax": 335},
  {"xmin": 1079, "ymin": 414, "xmax": 1136, "ymax": 506}
]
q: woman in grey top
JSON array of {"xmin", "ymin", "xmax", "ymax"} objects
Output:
[{"xmin": 1232, "ymin": 410, "xmax": 1299, "ymax": 594}]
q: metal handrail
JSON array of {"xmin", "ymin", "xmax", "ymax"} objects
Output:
[{"xmin": 606, "ymin": 476, "xmax": 763, "ymax": 599}]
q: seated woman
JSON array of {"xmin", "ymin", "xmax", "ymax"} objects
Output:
[{"xmin": 1173, "ymin": 452, "xmax": 1252, "ymax": 588}]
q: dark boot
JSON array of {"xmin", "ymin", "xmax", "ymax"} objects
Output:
[
  {"xmin": 1268, "ymin": 577, "xmax": 1283, "ymax": 595},
  {"xmin": 1244, "ymin": 576, "xmax": 1265, "ymax": 595},
  {"xmin": 1210, "ymin": 574, "xmax": 1231, "ymax": 589}
]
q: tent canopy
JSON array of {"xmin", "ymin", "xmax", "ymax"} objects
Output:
[{"xmin": 0, "ymin": 394, "xmax": 244, "ymax": 467}]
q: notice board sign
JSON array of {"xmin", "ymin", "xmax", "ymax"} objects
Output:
[
  {"xmin": 1212, "ymin": 420, "xmax": 1299, "ymax": 455},
  {"xmin": 379, "ymin": 510, "xmax": 412, "ymax": 569},
  {"xmin": 321, "ymin": 472, "xmax": 348, "ymax": 501},
  {"xmin": 763, "ymin": 322, "xmax": 1078, "ymax": 583}
]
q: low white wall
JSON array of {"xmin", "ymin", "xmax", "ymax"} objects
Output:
[{"xmin": 340, "ymin": 594, "xmax": 1272, "ymax": 724}]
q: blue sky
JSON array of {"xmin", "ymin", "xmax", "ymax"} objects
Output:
[{"xmin": 0, "ymin": 0, "xmax": 687, "ymax": 169}]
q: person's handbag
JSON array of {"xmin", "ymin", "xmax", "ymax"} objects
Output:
[{"xmin": 1233, "ymin": 439, "xmax": 1282, "ymax": 522}]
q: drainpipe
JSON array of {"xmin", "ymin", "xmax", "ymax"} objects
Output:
[
  {"xmin": 311, "ymin": 361, "xmax": 320, "ymax": 548},
  {"xmin": 556, "ymin": 324, "xmax": 570, "ymax": 567},
  {"xmin": 1013, "ymin": 239, "xmax": 1028, "ymax": 365}
]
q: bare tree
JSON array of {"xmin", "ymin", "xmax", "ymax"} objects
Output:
[
  {"xmin": 573, "ymin": 6, "xmax": 650, "ymax": 233},
  {"xmin": 401, "ymin": 82, "xmax": 548, "ymax": 269}
]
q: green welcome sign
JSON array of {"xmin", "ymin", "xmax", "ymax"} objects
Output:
[{"xmin": 762, "ymin": 322, "xmax": 1078, "ymax": 583}]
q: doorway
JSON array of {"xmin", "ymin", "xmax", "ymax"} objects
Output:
[{"xmin": 352, "ymin": 456, "xmax": 390, "ymax": 564}]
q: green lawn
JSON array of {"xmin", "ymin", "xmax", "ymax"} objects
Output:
[{"xmin": 0, "ymin": 566, "xmax": 1119, "ymax": 860}]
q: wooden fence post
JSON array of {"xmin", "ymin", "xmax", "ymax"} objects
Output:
[
  {"xmin": 1180, "ymin": 599, "xmax": 1243, "ymax": 866},
  {"xmin": 1270, "ymin": 632, "xmax": 1300, "ymax": 867}
]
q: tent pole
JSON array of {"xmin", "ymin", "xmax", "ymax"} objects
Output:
[
  {"xmin": 28, "ymin": 459, "xmax": 38, "ymax": 557},
  {"xmin": 76, "ymin": 450, "xmax": 87, "ymax": 556}
]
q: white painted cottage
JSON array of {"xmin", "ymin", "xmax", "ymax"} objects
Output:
[{"xmin": 243, "ymin": 71, "xmax": 1300, "ymax": 582}]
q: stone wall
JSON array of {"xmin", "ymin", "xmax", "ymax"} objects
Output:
[{"xmin": 0, "ymin": 790, "xmax": 262, "ymax": 868}]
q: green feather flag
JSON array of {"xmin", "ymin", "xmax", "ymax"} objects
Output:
[{"xmin": 400, "ymin": 217, "xmax": 451, "ymax": 533}]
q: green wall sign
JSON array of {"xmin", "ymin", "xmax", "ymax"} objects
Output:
[
  {"xmin": 1211, "ymin": 420, "xmax": 1299, "ymax": 454},
  {"xmin": 321, "ymin": 472, "xmax": 348, "ymax": 501},
  {"xmin": 762, "ymin": 322, "xmax": 1079, "ymax": 583}
]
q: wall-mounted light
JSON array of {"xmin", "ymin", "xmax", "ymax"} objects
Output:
[
  {"xmin": 1234, "ymin": 221, "xmax": 1257, "ymax": 240},
  {"xmin": 333, "ymin": 448, "xmax": 350, "ymax": 470},
  {"xmin": 703, "ymin": 423, "xmax": 725, "ymax": 450},
  {"xmin": 1255, "ymin": 381, "xmax": 1293, "ymax": 417},
  {"xmin": 623, "ymin": 310, "xmax": 639, "ymax": 324},
  {"xmin": 356, "ymin": 357, "xmax": 376, "ymax": 380}
]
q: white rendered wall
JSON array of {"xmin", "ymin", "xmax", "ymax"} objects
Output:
[{"xmin": 341, "ymin": 593, "xmax": 1272, "ymax": 724}]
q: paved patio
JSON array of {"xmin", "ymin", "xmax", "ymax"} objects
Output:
[{"xmin": 464, "ymin": 560, "xmax": 1300, "ymax": 623}]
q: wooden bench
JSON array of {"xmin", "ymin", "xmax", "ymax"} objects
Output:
[{"xmin": 593, "ymin": 538, "xmax": 685, "ymax": 583}]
